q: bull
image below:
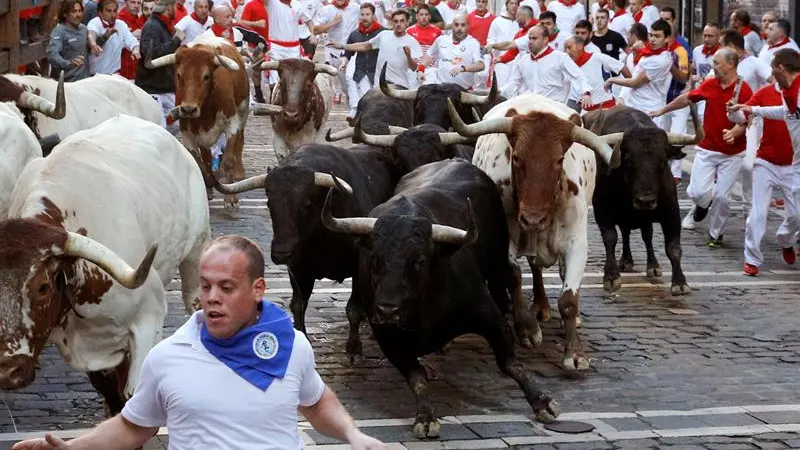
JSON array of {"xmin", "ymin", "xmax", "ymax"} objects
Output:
[
  {"xmin": 0, "ymin": 103, "xmax": 43, "ymax": 218},
  {"xmin": 582, "ymin": 105, "xmax": 702, "ymax": 295},
  {"xmin": 0, "ymin": 115, "xmax": 210, "ymax": 416},
  {"xmin": 210, "ymin": 144, "xmax": 399, "ymax": 360},
  {"xmin": 448, "ymin": 95, "xmax": 622, "ymax": 371},
  {"xmin": 321, "ymin": 159, "xmax": 559, "ymax": 438},
  {"xmin": 325, "ymin": 87, "xmax": 415, "ymax": 142},
  {"xmin": 145, "ymin": 33, "xmax": 250, "ymax": 210},
  {"xmin": 255, "ymin": 52, "xmax": 338, "ymax": 163}
]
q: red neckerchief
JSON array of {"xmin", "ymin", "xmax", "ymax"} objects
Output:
[
  {"xmin": 446, "ymin": 1, "xmax": 460, "ymax": 9},
  {"xmin": 100, "ymin": 18, "xmax": 115, "ymax": 29},
  {"xmin": 279, "ymin": 0, "xmax": 292, "ymax": 5},
  {"xmin": 540, "ymin": 1, "xmax": 546, "ymax": 11},
  {"xmin": 574, "ymin": 50, "xmax": 592, "ymax": 67},
  {"xmin": 156, "ymin": 13, "xmax": 175, "ymax": 33},
  {"xmin": 634, "ymin": 42, "xmax": 667, "ymax": 64},
  {"xmin": 633, "ymin": 9, "xmax": 643, "ymax": 22},
  {"xmin": 760, "ymin": 31, "xmax": 768, "ymax": 40},
  {"xmin": 190, "ymin": 12, "xmax": 207, "ymax": 24},
  {"xmin": 740, "ymin": 25, "xmax": 753, "ymax": 36},
  {"xmin": 428, "ymin": 0, "xmax": 441, "ymax": 5},
  {"xmin": 770, "ymin": 38, "xmax": 791, "ymax": 49},
  {"xmin": 334, "ymin": 0, "xmax": 349, "ymax": 9},
  {"xmin": 548, "ymin": 30, "xmax": 559, "ymax": 43},
  {"xmin": 518, "ymin": 18, "xmax": 537, "ymax": 34},
  {"xmin": 612, "ymin": 8, "xmax": 627, "ymax": 19},
  {"xmin": 472, "ymin": 8, "xmax": 490, "ymax": 17},
  {"xmin": 702, "ymin": 44, "xmax": 719, "ymax": 56},
  {"xmin": 531, "ymin": 46, "xmax": 553, "ymax": 61},
  {"xmin": 559, "ymin": 0, "xmax": 577, "ymax": 5},
  {"xmin": 668, "ymin": 40, "xmax": 680, "ymax": 51},
  {"xmin": 211, "ymin": 23, "xmax": 234, "ymax": 41},
  {"xmin": 358, "ymin": 20, "xmax": 381, "ymax": 34}
]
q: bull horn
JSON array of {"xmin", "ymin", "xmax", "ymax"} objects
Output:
[
  {"xmin": 261, "ymin": 60, "xmax": 280, "ymax": 71},
  {"xmin": 64, "ymin": 232, "xmax": 157, "ymax": 290},
  {"xmin": 17, "ymin": 72, "xmax": 66, "ymax": 119},
  {"xmin": 356, "ymin": 126, "xmax": 397, "ymax": 147},
  {"xmin": 145, "ymin": 53, "xmax": 176, "ymax": 69},
  {"xmin": 325, "ymin": 127, "xmax": 354, "ymax": 141},
  {"xmin": 379, "ymin": 62, "xmax": 416, "ymax": 100},
  {"xmin": 667, "ymin": 102, "xmax": 704, "ymax": 146},
  {"xmin": 213, "ymin": 173, "xmax": 267, "ymax": 195},
  {"xmin": 431, "ymin": 198, "xmax": 478, "ymax": 245},
  {"xmin": 253, "ymin": 103, "xmax": 284, "ymax": 116},
  {"xmin": 599, "ymin": 132, "xmax": 625, "ymax": 147},
  {"xmin": 314, "ymin": 63, "xmax": 339, "ymax": 76},
  {"xmin": 321, "ymin": 188, "xmax": 376, "ymax": 235},
  {"xmin": 166, "ymin": 106, "xmax": 181, "ymax": 121},
  {"xmin": 448, "ymin": 98, "xmax": 512, "ymax": 137},
  {"xmin": 471, "ymin": 107, "xmax": 481, "ymax": 122},
  {"xmin": 314, "ymin": 172, "xmax": 353, "ymax": 194},
  {"xmin": 438, "ymin": 132, "xmax": 472, "ymax": 146},
  {"xmin": 459, "ymin": 75, "xmax": 497, "ymax": 105},
  {"xmin": 571, "ymin": 126, "xmax": 621, "ymax": 169},
  {"xmin": 214, "ymin": 53, "xmax": 240, "ymax": 72},
  {"xmin": 388, "ymin": 126, "xmax": 408, "ymax": 135}
]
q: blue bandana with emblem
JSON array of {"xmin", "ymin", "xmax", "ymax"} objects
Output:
[{"xmin": 200, "ymin": 301, "xmax": 295, "ymax": 391}]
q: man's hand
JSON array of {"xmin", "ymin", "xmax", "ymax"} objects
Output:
[
  {"xmin": 728, "ymin": 103, "xmax": 752, "ymax": 114},
  {"xmin": 132, "ymin": 47, "xmax": 141, "ymax": 59},
  {"xmin": 70, "ymin": 55, "xmax": 85, "ymax": 67},
  {"xmin": 12, "ymin": 433, "xmax": 69, "ymax": 450},
  {"xmin": 332, "ymin": 14, "xmax": 343, "ymax": 25},
  {"xmin": 604, "ymin": 77, "xmax": 617, "ymax": 89},
  {"xmin": 174, "ymin": 28, "xmax": 186, "ymax": 41},
  {"xmin": 90, "ymin": 43, "xmax": 103, "ymax": 56},
  {"xmin": 132, "ymin": 29, "xmax": 142, "ymax": 38},
  {"xmin": 417, "ymin": 70, "xmax": 425, "ymax": 83},
  {"xmin": 348, "ymin": 431, "xmax": 388, "ymax": 449},
  {"xmin": 648, "ymin": 108, "xmax": 663, "ymax": 118},
  {"xmin": 722, "ymin": 125, "xmax": 745, "ymax": 144},
  {"xmin": 449, "ymin": 65, "xmax": 464, "ymax": 76},
  {"xmin": 254, "ymin": 19, "xmax": 266, "ymax": 28},
  {"xmin": 403, "ymin": 46, "xmax": 412, "ymax": 58},
  {"xmin": 580, "ymin": 93, "xmax": 592, "ymax": 110},
  {"xmin": 327, "ymin": 41, "xmax": 343, "ymax": 50}
]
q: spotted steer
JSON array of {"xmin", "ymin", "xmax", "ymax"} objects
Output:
[
  {"xmin": 0, "ymin": 115, "xmax": 210, "ymax": 416},
  {"xmin": 448, "ymin": 94, "xmax": 621, "ymax": 371}
]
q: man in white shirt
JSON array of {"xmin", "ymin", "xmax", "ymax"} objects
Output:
[
  {"xmin": 759, "ymin": 19, "xmax": 800, "ymax": 65},
  {"xmin": 730, "ymin": 9, "xmax": 763, "ymax": 58},
  {"xmin": 546, "ymin": 0, "xmax": 584, "ymax": 36},
  {"xmin": 628, "ymin": 0, "xmax": 653, "ymax": 29},
  {"xmin": 423, "ymin": 14, "xmax": 484, "ymax": 88},
  {"xmin": 436, "ymin": 0, "xmax": 467, "ymax": 35},
  {"xmin": 606, "ymin": 19, "xmax": 673, "ymax": 128},
  {"xmin": 331, "ymin": 10, "xmax": 423, "ymax": 88},
  {"xmin": 265, "ymin": 0, "xmax": 315, "ymax": 86},
  {"xmin": 298, "ymin": 0, "xmax": 324, "ymax": 58},
  {"xmin": 87, "ymin": 0, "xmax": 141, "ymax": 75},
  {"xmin": 692, "ymin": 22, "xmax": 720, "ymax": 80},
  {"xmin": 506, "ymin": 23, "xmax": 592, "ymax": 103},
  {"xmin": 538, "ymin": 10, "xmax": 570, "ymax": 52},
  {"xmin": 565, "ymin": 35, "xmax": 629, "ymax": 113},
  {"xmin": 485, "ymin": 0, "xmax": 520, "ymax": 88},
  {"xmin": 175, "ymin": 0, "xmax": 212, "ymax": 44},
  {"xmin": 573, "ymin": 19, "xmax": 601, "ymax": 54},
  {"xmin": 315, "ymin": 0, "xmax": 360, "ymax": 103},
  {"xmin": 12, "ymin": 235, "xmax": 387, "ymax": 450},
  {"xmin": 608, "ymin": 0, "xmax": 633, "ymax": 42}
]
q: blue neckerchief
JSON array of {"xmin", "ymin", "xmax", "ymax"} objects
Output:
[{"xmin": 200, "ymin": 301, "xmax": 295, "ymax": 391}]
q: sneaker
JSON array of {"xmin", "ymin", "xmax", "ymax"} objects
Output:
[
  {"xmin": 783, "ymin": 247, "xmax": 796, "ymax": 265},
  {"xmin": 707, "ymin": 234, "xmax": 724, "ymax": 248},
  {"xmin": 693, "ymin": 202, "xmax": 711, "ymax": 222},
  {"xmin": 743, "ymin": 263, "xmax": 759, "ymax": 276},
  {"xmin": 681, "ymin": 209, "xmax": 697, "ymax": 230}
]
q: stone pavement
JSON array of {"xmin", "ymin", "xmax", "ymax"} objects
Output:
[{"xmin": 2, "ymin": 104, "xmax": 800, "ymax": 448}]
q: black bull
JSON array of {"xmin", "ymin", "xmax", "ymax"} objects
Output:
[
  {"xmin": 321, "ymin": 159, "xmax": 559, "ymax": 439},
  {"xmin": 583, "ymin": 104, "xmax": 703, "ymax": 295}
]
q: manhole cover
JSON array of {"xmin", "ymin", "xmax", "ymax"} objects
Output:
[{"xmin": 545, "ymin": 420, "xmax": 596, "ymax": 434}]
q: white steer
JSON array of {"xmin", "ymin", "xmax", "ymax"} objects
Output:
[
  {"xmin": 0, "ymin": 102, "xmax": 42, "ymax": 218},
  {"xmin": 0, "ymin": 115, "xmax": 210, "ymax": 416},
  {"xmin": 448, "ymin": 94, "xmax": 621, "ymax": 371}
]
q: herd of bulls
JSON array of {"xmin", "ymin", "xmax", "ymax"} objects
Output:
[{"xmin": 0, "ymin": 34, "xmax": 703, "ymax": 439}]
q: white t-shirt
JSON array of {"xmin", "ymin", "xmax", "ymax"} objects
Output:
[
  {"xmin": 121, "ymin": 311, "xmax": 326, "ymax": 450},
  {"xmin": 316, "ymin": 3, "xmax": 360, "ymax": 44},
  {"xmin": 520, "ymin": 0, "xmax": 542, "ymax": 19},
  {"xmin": 571, "ymin": 51, "xmax": 624, "ymax": 105},
  {"xmin": 486, "ymin": 14, "xmax": 519, "ymax": 46},
  {"xmin": 298, "ymin": 0, "xmax": 323, "ymax": 39},
  {"xmin": 267, "ymin": 0, "xmax": 309, "ymax": 42},
  {"xmin": 621, "ymin": 51, "xmax": 672, "ymax": 113},
  {"xmin": 759, "ymin": 39, "xmax": 800, "ymax": 65},
  {"xmin": 369, "ymin": 30, "xmax": 422, "ymax": 86},
  {"xmin": 692, "ymin": 44, "xmax": 714, "ymax": 79},
  {"xmin": 743, "ymin": 30, "xmax": 764, "ymax": 58},
  {"xmin": 589, "ymin": 1, "xmax": 614, "ymax": 21},
  {"xmin": 507, "ymin": 48, "xmax": 591, "ymax": 102},
  {"xmin": 546, "ymin": 0, "xmax": 585, "ymax": 36},
  {"xmin": 608, "ymin": 11, "xmax": 633, "ymax": 43},
  {"xmin": 737, "ymin": 53, "xmax": 772, "ymax": 92},
  {"xmin": 175, "ymin": 14, "xmax": 213, "ymax": 45},
  {"xmin": 436, "ymin": 2, "xmax": 468, "ymax": 35},
  {"xmin": 87, "ymin": 18, "xmax": 139, "ymax": 75},
  {"xmin": 428, "ymin": 34, "xmax": 482, "ymax": 88},
  {"xmin": 514, "ymin": 30, "xmax": 571, "ymax": 54}
]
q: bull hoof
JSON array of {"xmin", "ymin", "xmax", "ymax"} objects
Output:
[
  {"xmin": 224, "ymin": 194, "xmax": 240, "ymax": 211},
  {"xmin": 618, "ymin": 258, "xmax": 635, "ymax": 272},
  {"xmin": 346, "ymin": 337, "xmax": 363, "ymax": 363},
  {"xmin": 603, "ymin": 277, "xmax": 622, "ymax": 293},
  {"xmin": 671, "ymin": 283, "xmax": 692, "ymax": 296},
  {"xmin": 412, "ymin": 416, "xmax": 441, "ymax": 439},
  {"xmin": 348, "ymin": 354, "xmax": 364, "ymax": 367},
  {"xmin": 562, "ymin": 352, "xmax": 590, "ymax": 371},
  {"xmin": 560, "ymin": 315, "xmax": 583, "ymax": 329},
  {"xmin": 647, "ymin": 266, "xmax": 662, "ymax": 278},
  {"xmin": 531, "ymin": 301, "xmax": 552, "ymax": 322},
  {"xmin": 515, "ymin": 310, "xmax": 542, "ymax": 348},
  {"xmin": 533, "ymin": 394, "xmax": 560, "ymax": 423}
]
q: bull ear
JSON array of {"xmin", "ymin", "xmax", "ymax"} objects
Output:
[{"xmin": 666, "ymin": 145, "xmax": 687, "ymax": 160}]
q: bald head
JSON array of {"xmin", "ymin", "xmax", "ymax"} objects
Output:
[
  {"xmin": 712, "ymin": 46, "xmax": 739, "ymax": 79},
  {"xmin": 212, "ymin": 3, "xmax": 234, "ymax": 27}
]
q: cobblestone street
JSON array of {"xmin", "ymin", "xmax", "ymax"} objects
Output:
[{"xmin": 3, "ymin": 104, "xmax": 800, "ymax": 449}]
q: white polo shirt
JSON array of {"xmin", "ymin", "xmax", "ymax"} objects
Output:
[
  {"xmin": 507, "ymin": 47, "xmax": 592, "ymax": 103},
  {"xmin": 546, "ymin": 0, "xmax": 586, "ymax": 36},
  {"xmin": 428, "ymin": 34, "xmax": 482, "ymax": 88},
  {"xmin": 620, "ymin": 50, "xmax": 672, "ymax": 114},
  {"xmin": 759, "ymin": 38, "xmax": 800, "ymax": 65},
  {"xmin": 369, "ymin": 30, "xmax": 422, "ymax": 87},
  {"xmin": 121, "ymin": 311, "xmax": 326, "ymax": 450},
  {"xmin": 175, "ymin": 14, "xmax": 213, "ymax": 45},
  {"xmin": 87, "ymin": 17, "xmax": 139, "ymax": 75}
]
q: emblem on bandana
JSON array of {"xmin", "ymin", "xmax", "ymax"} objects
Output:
[{"xmin": 253, "ymin": 331, "xmax": 279, "ymax": 360}]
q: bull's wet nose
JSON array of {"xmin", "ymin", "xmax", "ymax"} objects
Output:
[
  {"xmin": 180, "ymin": 105, "xmax": 199, "ymax": 116},
  {"xmin": 634, "ymin": 196, "xmax": 657, "ymax": 210},
  {"xmin": 284, "ymin": 110, "xmax": 300, "ymax": 120},
  {"xmin": 375, "ymin": 305, "xmax": 401, "ymax": 324},
  {"xmin": 519, "ymin": 212, "xmax": 546, "ymax": 231},
  {"xmin": 0, "ymin": 355, "xmax": 35, "ymax": 389}
]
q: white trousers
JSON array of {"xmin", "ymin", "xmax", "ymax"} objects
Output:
[
  {"xmin": 494, "ymin": 62, "xmax": 514, "ymax": 97},
  {"xmin": 661, "ymin": 105, "xmax": 690, "ymax": 179},
  {"xmin": 744, "ymin": 158, "xmax": 799, "ymax": 266},
  {"xmin": 151, "ymin": 93, "xmax": 178, "ymax": 136},
  {"xmin": 740, "ymin": 117, "xmax": 763, "ymax": 208},
  {"xmin": 326, "ymin": 47, "xmax": 347, "ymax": 96},
  {"xmin": 347, "ymin": 74, "xmax": 373, "ymax": 117},
  {"xmin": 686, "ymin": 148, "xmax": 744, "ymax": 239},
  {"xmin": 266, "ymin": 43, "xmax": 303, "ymax": 85}
]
